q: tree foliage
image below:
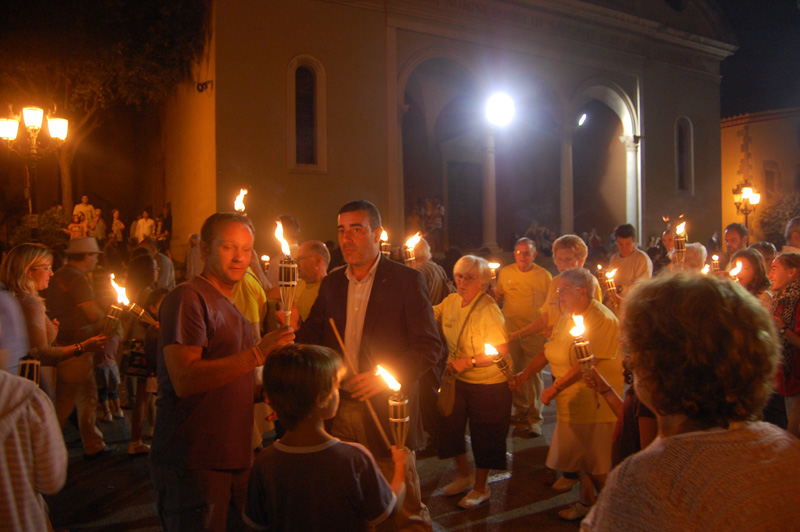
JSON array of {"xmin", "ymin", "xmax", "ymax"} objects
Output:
[
  {"xmin": 758, "ymin": 192, "xmax": 800, "ymax": 246},
  {"xmin": 10, "ymin": 206, "xmax": 69, "ymax": 249}
]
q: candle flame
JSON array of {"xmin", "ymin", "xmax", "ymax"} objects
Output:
[
  {"xmin": 405, "ymin": 232, "xmax": 421, "ymax": 249},
  {"xmin": 376, "ymin": 365, "xmax": 401, "ymax": 392},
  {"xmin": 676, "ymin": 222, "xmax": 686, "ymax": 235},
  {"xmin": 484, "ymin": 344, "xmax": 499, "ymax": 356},
  {"xmin": 380, "ymin": 230, "xmax": 388, "ymax": 242},
  {"xmin": 274, "ymin": 222, "xmax": 291, "ymax": 257},
  {"xmin": 605, "ymin": 268, "xmax": 617, "ymax": 279},
  {"xmin": 488, "ymin": 262, "xmax": 500, "ymax": 270},
  {"xmin": 110, "ymin": 274, "xmax": 130, "ymax": 305},
  {"xmin": 570, "ymin": 315, "xmax": 585, "ymax": 337},
  {"xmin": 701, "ymin": 265, "xmax": 710, "ymax": 274},
  {"xmin": 730, "ymin": 261, "xmax": 743, "ymax": 277},
  {"xmin": 234, "ymin": 188, "xmax": 247, "ymax": 212}
]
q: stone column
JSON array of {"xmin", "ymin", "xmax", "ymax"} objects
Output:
[
  {"xmin": 621, "ymin": 135, "xmax": 641, "ymax": 239},
  {"xmin": 560, "ymin": 127, "xmax": 575, "ymax": 235},
  {"xmin": 482, "ymin": 128, "xmax": 500, "ymax": 252}
]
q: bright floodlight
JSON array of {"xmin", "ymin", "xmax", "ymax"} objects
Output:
[
  {"xmin": 578, "ymin": 113, "xmax": 587, "ymax": 126},
  {"xmin": 48, "ymin": 118, "xmax": 69, "ymax": 140},
  {"xmin": 22, "ymin": 107, "xmax": 44, "ymax": 130},
  {"xmin": 0, "ymin": 118, "xmax": 20, "ymax": 140},
  {"xmin": 485, "ymin": 93, "xmax": 515, "ymax": 127}
]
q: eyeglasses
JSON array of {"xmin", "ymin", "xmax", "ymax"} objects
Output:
[
  {"xmin": 556, "ymin": 286, "xmax": 580, "ymax": 294},
  {"xmin": 455, "ymin": 273, "xmax": 478, "ymax": 283},
  {"xmin": 514, "ymin": 250, "xmax": 533, "ymax": 256}
]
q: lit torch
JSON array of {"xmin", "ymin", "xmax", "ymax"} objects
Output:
[
  {"xmin": 604, "ymin": 269, "xmax": 618, "ymax": 307},
  {"xmin": 570, "ymin": 315, "xmax": 598, "ymax": 406},
  {"xmin": 674, "ymin": 222, "xmax": 687, "ymax": 267},
  {"xmin": 376, "ymin": 365, "xmax": 408, "ymax": 449},
  {"xmin": 729, "ymin": 260, "xmax": 742, "ymax": 283},
  {"xmin": 104, "ymin": 275, "xmax": 130, "ymax": 335},
  {"xmin": 234, "ymin": 188, "xmax": 248, "ymax": 214},
  {"xmin": 380, "ymin": 230, "xmax": 391, "ymax": 259},
  {"xmin": 711, "ymin": 254, "xmax": 720, "ymax": 273},
  {"xmin": 485, "ymin": 343, "xmax": 514, "ymax": 381},
  {"xmin": 275, "ymin": 221, "xmax": 297, "ymax": 327},
  {"xmin": 488, "ymin": 262, "xmax": 500, "ymax": 288},
  {"xmin": 404, "ymin": 232, "xmax": 421, "ymax": 268},
  {"xmin": 261, "ymin": 255, "xmax": 270, "ymax": 276}
]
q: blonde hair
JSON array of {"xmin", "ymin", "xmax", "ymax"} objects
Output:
[
  {"xmin": 552, "ymin": 234, "xmax": 589, "ymax": 263},
  {"xmin": 0, "ymin": 243, "xmax": 53, "ymax": 295},
  {"xmin": 453, "ymin": 255, "xmax": 492, "ymax": 289}
]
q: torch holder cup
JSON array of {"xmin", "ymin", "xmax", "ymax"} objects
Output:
[
  {"xmin": 573, "ymin": 338, "xmax": 595, "ymax": 377},
  {"xmin": 103, "ymin": 304, "xmax": 125, "ymax": 336},
  {"xmin": 389, "ymin": 393, "xmax": 409, "ymax": 450},
  {"xmin": 674, "ymin": 236, "xmax": 686, "ymax": 266},
  {"xmin": 381, "ymin": 241, "xmax": 391, "ymax": 259},
  {"xmin": 279, "ymin": 258, "xmax": 298, "ymax": 326},
  {"xmin": 492, "ymin": 353, "xmax": 515, "ymax": 381},
  {"xmin": 127, "ymin": 303, "xmax": 157, "ymax": 327},
  {"xmin": 403, "ymin": 248, "xmax": 415, "ymax": 268}
]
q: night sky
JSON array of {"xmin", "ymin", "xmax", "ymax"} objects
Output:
[{"xmin": 717, "ymin": 0, "xmax": 800, "ymax": 117}]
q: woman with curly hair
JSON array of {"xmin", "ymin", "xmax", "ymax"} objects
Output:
[
  {"xmin": 582, "ymin": 272, "xmax": 800, "ymax": 531},
  {"xmin": 0, "ymin": 243, "xmax": 106, "ymax": 399},
  {"xmin": 731, "ymin": 248, "xmax": 771, "ymax": 309},
  {"xmin": 768, "ymin": 252, "xmax": 800, "ymax": 437}
]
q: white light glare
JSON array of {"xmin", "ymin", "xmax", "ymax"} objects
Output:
[
  {"xmin": 578, "ymin": 113, "xmax": 587, "ymax": 126},
  {"xmin": 485, "ymin": 93, "xmax": 515, "ymax": 127}
]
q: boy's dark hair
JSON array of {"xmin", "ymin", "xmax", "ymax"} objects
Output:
[
  {"xmin": 724, "ymin": 222, "xmax": 748, "ymax": 239},
  {"xmin": 262, "ymin": 344, "xmax": 343, "ymax": 431},
  {"xmin": 613, "ymin": 223, "xmax": 636, "ymax": 240}
]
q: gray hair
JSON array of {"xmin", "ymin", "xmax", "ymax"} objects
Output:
[
  {"xmin": 453, "ymin": 255, "xmax": 492, "ymax": 289},
  {"xmin": 559, "ymin": 267, "xmax": 599, "ymax": 296},
  {"xmin": 414, "ymin": 238, "xmax": 432, "ymax": 262}
]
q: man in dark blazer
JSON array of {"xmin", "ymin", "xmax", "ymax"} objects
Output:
[{"xmin": 298, "ymin": 200, "xmax": 441, "ymax": 532}]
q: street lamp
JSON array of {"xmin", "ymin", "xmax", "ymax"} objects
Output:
[
  {"xmin": 0, "ymin": 107, "xmax": 69, "ymax": 217},
  {"xmin": 482, "ymin": 92, "xmax": 515, "ymax": 252},
  {"xmin": 732, "ymin": 180, "xmax": 760, "ymax": 233}
]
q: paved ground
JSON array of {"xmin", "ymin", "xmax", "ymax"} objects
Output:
[{"xmin": 48, "ymin": 382, "xmax": 582, "ymax": 532}]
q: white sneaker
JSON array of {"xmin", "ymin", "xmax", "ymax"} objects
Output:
[
  {"xmin": 528, "ymin": 423, "xmax": 543, "ymax": 437},
  {"xmin": 441, "ymin": 474, "xmax": 475, "ymax": 496},
  {"xmin": 457, "ymin": 488, "xmax": 491, "ymax": 509},
  {"xmin": 558, "ymin": 501, "xmax": 592, "ymax": 521},
  {"xmin": 551, "ymin": 475, "xmax": 579, "ymax": 492}
]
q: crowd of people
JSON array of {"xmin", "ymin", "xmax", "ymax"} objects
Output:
[{"xmin": 1, "ymin": 196, "xmax": 800, "ymax": 531}]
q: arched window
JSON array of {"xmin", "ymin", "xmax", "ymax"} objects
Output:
[
  {"xmin": 288, "ymin": 56, "xmax": 326, "ymax": 173},
  {"xmin": 674, "ymin": 116, "xmax": 694, "ymax": 194}
]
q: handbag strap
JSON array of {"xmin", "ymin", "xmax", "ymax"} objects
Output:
[{"xmin": 452, "ymin": 292, "xmax": 487, "ymax": 359}]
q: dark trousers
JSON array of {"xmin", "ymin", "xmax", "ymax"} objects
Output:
[
  {"xmin": 439, "ymin": 379, "xmax": 511, "ymax": 470},
  {"xmin": 150, "ymin": 464, "xmax": 250, "ymax": 532}
]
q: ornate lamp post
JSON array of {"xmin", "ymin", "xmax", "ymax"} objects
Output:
[
  {"xmin": 0, "ymin": 107, "xmax": 69, "ymax": 219},
  {"xmin": 732, "ymin": 180, "xmax": 760, "ymax": 234}
]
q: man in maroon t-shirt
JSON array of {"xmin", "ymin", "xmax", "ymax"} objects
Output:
[{"xmin": 150, "ymin": 212, "xmax": 294, "ymax": 532}]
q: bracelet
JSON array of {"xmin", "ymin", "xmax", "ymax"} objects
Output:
[
  {"xmin": 74, "ymin": 343, "xmax": 84, "ymax": 355},
  {"xmin": 251, "ymin": 346, "xmax": 263, "ymax": 366}
]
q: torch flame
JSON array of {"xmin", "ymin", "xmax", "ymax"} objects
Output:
[
  {"xmin": 676, "ymin": 222, "xmax": 686, "ymax": 235},
  {"xmin": 605, "ymin": 268, "xmax": 617, "ymax": 279},
  {"xmin": 730, "ymin": 261, "xmax": 743, "ymax": 277},
  {"xmin": 488, "ymin": 262, "xmax": 500, "ymax": 271},
  {"xmin": 376, "ymin": 365, "xmax": 402, "ymax": 392},
  {"xmin": 662, "ymin": 215, "xmax": 670, "ymax": 222},
  {"xmin": 274, "ymin": 221, "xmax": 291, "ymax": 257},
  {"xmin": 405, "ymin": 232, "xmax": 421, "ymax": 250},
  {"xmin": 712, "ymin": 255, "xmax": 719, "ymax": 261},
  {"xmin": 380, "ymin": 230, "xmax": 388, "ymax": 242},
  {"xmin": 234, "ymin": 188, "xmax": 247, "ymax": 212},
  {"xmin": 570, "ymin": 315, "xmax": 585, "ymax": 337},
  {"xmin": 484, "ymin": 344, "xmax": 499, "ymax": 356},
  {"xmin": 261, "ymin": 254, "xmax": 269, "ymax": 262},
  {"xmin": 701, "ymin": 265, "xmax": 710, "ymax": 274},
  {"xmin": 110, "ymin": 274, "xmax": 130, "ymax": 305},
  {"xmin": 597, "ymin": 264, "xmax": 602, "ymax": 270}
]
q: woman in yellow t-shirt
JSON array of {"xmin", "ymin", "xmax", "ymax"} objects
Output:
[
  {"xmin": 513, "ymin": 267, "xmax": 623, "ymax": 521},
  {"xmin": 433, "ymin": 255, "xmax": 509, "ymax": 510}
]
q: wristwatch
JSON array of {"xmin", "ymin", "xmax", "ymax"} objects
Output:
[
  {"xmin": 470, "ymin": 356, "xmax": 477, "ymax": 368},
  {"xmin": 74, "ymin": 342, "xmax": 84, "ymax": 355}
]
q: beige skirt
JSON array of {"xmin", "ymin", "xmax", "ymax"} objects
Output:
[{"xmin": 545, "ymin": 419, "xmax": 615, "ymax": 475}]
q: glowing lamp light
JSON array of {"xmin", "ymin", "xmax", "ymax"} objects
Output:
[
  {"xmin": 741, "ymin": 187, "xmax": 753, "ymax": 200},
  {"xmin": 570, "ymin": 315, "xmax": 586, "ymax": 337},
  {"xmin": 22, "ymin": 107, "xmax": 43, "ymax": 130},
  {"xmin": 485, "ymin": 92, "xmax": 515, "ymax": 127},
  {"xmin": 0, "ymin": 118, "xmax": 19, "ymax": 140},
  {"xmin": 234, "ymin": 188, "xmax": 247, "ymax": 213},
  {"xmin": 376, "ymin": 365, "xmax": 402, "ymax": 392},
  {"xmin": 48, "ymin": 118, "xmax": 68, "ymax": 140},
  {"xmin": 578, "ymin": 113, "xmax": 587, "ymax": 127},
  {"xmin": 750, "ymin": 193, "xmax": 761, "ymax": 206}
]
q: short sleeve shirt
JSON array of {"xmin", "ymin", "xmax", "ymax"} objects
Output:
[
  {"xmin": 151, "ymin": 276, "xmax": 255, "ymax": 470},
  {"xmin": 45, "ymin": 264, "xmax": 96, "ymax": 345},
  {"xmin": 434, "ymin": 293, "xmax": 508, "ymax": 385},
  {"xmin": 244, "ymin": 439, "xmax": 396, "ymax": 532}
]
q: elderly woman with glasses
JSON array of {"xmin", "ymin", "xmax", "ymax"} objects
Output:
[
  {"xmin": 582, "ymin": 273, "xmax": 800, "ymax": 531},
  {"xmin": 513, "ymin": 268, "xmax": 623, "ymax": 521},
  {"xmin": 433, "ymin": 255, "xmax": 510, "ymax": 509},
  {"xmin": 0, "ymin": 243, "xmax": 106, "ymax": 398}
]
